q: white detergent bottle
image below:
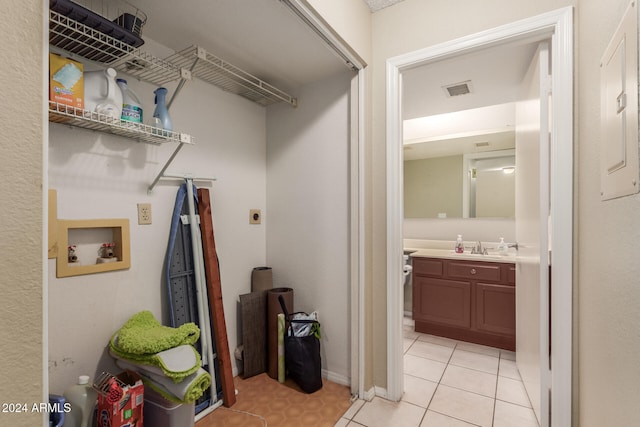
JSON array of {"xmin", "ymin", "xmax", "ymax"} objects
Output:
[
  {"xmin": 117, "ymin": 78, "xmax": 143, "ymax": 124},
  {"xmin": 63, "ymin": 375, "xmax": 97, "ymax": 427},
  {"xmin": 84, "ymin": 68, "xmax": 123, "ymax": 120}
]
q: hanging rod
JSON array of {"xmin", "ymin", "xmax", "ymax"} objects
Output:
[
  {"xmin": 147, "ymin": 147, "xmax": 217, "ymax": 194},
  {"xmin": 161, "ymin": 173, "xmax": 217, "ymax": 182}
]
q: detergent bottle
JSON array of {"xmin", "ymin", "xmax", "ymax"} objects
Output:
[
  {"xmin": 84, "ymin": 68, "xmax": 123, "ymax": 120},
  {"xmin": 116, "ymin": 78, "xmax": 143, "ymax": 124},
  {"xmin": 62, "ymin": 375, "xmax": 97, "ymax": 427}
]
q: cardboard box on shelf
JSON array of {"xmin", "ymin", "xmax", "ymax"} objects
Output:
[
  {"xmin": 49, "ymin": 53, "xmax": 84, "ymax": 110},
  {"xmin": 96, "ymin": 371, "xmax": 144, "ymax": 427}
]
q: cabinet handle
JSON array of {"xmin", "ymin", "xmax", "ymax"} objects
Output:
[{"xmin": 470, "ymin": 268, "xmax": 477, "ymax": 275}]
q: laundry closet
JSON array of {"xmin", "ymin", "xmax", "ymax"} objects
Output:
[{"xmin": 46, "ymin": 0, "xmax": 356, "ymax": 413}]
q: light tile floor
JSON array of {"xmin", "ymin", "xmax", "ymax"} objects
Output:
[{"xmin": 335, "ymin": 318, "xmax": 539, "ymax": 427}]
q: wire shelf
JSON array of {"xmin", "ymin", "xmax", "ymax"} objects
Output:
[
  {"xmin": 48, "ymin": 102, "xmax": 194, "ymax": 145},
  {"xmin": 50, "ymin": 10, "xmax": 182, "ymax": 86},
  {"xmin": 50, "ymin": 10, "xmax": 297, "ymax": 107},
  {"xmin": 166, "ymin": 46, "xmax": 298, "ymax": 107}
]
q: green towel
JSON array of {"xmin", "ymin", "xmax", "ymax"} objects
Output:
[
  {"xmin": 115, "ymin": 310, "xmax": 199, "ymax": 355},
  {"xmin": 116, "ymin": 359, "xmax": 211, "ymax": 404},
  {"xmin": 110, "ymin": 341, "xmax": 201, "ymax": 382}
]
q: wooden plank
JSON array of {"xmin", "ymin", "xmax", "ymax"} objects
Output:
[
  {"xmin": 197, "ymin": 188, "xmax": 236, "ymax": 407},
  {"xmin": 48, "ymin": 189, "xmax": 58, "ymax": 259}
]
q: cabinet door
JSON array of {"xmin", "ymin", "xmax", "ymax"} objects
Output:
[
  {"xmin": 414, "ymin": 277, "xmax": 471, "ymax": 328},
  {"xmin": 476, "ymin": 283, "xmax": 515, "ymax": 335}
]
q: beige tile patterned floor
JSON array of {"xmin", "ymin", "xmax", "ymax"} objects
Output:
[{"xmin": 335, "ymin": 318, "xmax": 539, "ymax": 427}]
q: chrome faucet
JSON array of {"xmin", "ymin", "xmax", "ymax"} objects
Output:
[{"xmin": 471, "ymin": 241, "xmax": 489, "ymax": 255}]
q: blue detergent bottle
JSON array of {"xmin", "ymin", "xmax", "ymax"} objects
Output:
[{"xmin": 152, "ymin": 87, "xmax": 173, "ymax": 132}]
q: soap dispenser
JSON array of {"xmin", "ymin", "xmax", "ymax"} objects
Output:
[
  {"xmin": 455, "ymin": 235, "xmax": 464, "ymax": 253},
  {"xmin": 498, "ymin": 237, "xmax": 508, "ymax": 255}
]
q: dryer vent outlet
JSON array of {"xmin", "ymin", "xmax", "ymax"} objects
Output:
[{"xmin": 250, "ymin": 209, "xmax": 261, "ymax": 224}]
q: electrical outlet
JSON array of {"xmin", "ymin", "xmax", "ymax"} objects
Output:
[
  {"xmin": 250, "ymin": 209, "xmax": 261, "ymax": 224},
  {"xmin": 137, "ymin": 203, "xmax": 152, "ymax": 225}
]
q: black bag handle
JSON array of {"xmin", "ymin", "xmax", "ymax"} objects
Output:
[{"xmin": 278, "ymin": 295, "xmax": 320, "ymax": 327}]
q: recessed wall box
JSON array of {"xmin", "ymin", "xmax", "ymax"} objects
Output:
[{"xmin": 600, "ymin": 1, "xmax": 639, "ymax": 200}]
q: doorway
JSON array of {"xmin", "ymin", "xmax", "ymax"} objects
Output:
[{"xmin": 386, "ymin": 8, "xmax": 573, "ymax": 427}]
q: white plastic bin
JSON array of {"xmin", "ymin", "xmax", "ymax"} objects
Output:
[{"xmin": 143, "ymin": 388, "xmax": 194, "ymax": 427}]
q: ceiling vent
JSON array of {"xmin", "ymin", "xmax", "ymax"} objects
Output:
[
  {"xmin": 475, "ymin": 141, "xmax": 490, "ymax": 148},
  {"xmin": 443, "ymin": 80, "xmax": 473, "ymax": 97}
]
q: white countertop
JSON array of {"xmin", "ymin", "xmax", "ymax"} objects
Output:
[
  {"xmin": 404, "ymin": 239, "xmax": 516, "ymax": 263},
  {"xmin": 407, "ymin": 248, "xmax": 515, "ymax": 263}
]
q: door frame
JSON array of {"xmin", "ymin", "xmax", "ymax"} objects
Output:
[{"xmin": 385, "ymin": 7, "xmax": 573, "ymax": 426}]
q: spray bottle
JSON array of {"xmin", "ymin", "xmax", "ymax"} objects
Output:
[{"xmin": 152, "ymin": 87, "xmax": 173, "ymax": 132}]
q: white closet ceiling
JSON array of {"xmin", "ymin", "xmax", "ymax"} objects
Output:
[
  {"xmin": 363, "ymin": 0, "xmax": 406, "ymax": 12},
  {"xmin": 132, "ymin": 0, "xmax": 350, "ymax": 95}
]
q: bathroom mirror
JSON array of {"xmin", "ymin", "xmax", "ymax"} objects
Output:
[{"xmin": 403, "ymin": 131, "xmax": 515, "ymax": 219}]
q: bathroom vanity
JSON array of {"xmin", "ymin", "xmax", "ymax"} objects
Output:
[{"xmin": 411, "ymin": 250, "xmax": 515, "ymax": 351}]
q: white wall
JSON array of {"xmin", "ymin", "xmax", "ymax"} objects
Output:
[
  {"xmin": 266, "ymin": 71, "xmax": 353, "ymax": 384},
  {"xmin": 307, "ymin": 0, "xmax": 372, "ymax": 65},
  {"xmin": 48, "ymin": 38, "xmax": 267, "ymax": 393},
  {"xmin": 404, "ymin": 218, "xmax": 515, "ymax": 243}
]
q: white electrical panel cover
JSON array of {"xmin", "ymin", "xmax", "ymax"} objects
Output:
[{"xmin": 600, "ymin": 1, "xmax": 639, "ymax": 200}]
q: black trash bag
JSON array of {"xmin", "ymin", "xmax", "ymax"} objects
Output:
[
  {"xmin": 284, "ymin": 332, "xmax": 322, "ymax": 393},
  {"xmin": 278, "ymin": 295, "xmax": 323, "ymax": 393}
]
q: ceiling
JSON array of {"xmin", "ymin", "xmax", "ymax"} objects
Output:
[
  {"xmin": 123, "ymin": 0, "xmax": 539, "ymax": 155},
  {"xmin": 130, "ymin": 0, "xmax": 352, "ymax": 96},
  {"xmin": 402, "ymin": 41, "xmax": 539, "ymax": 120},
  {"xmin": 363, "ymin": 0, "xmax": 406, "ymax": 12},
  {"xmin": 402, "ymin": 39, "xmax": 542, "ymax": 159}
]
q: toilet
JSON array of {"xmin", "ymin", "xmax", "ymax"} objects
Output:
[{"xmin": 403, "ymin": 253, "xmax": 413, "ymax": 315}]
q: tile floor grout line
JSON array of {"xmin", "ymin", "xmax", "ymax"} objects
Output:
[
  {"xmin": 428, "ymin": 408, "xmax": 484, "ymax": 427},
  {"xmin": 491, "ymin": 352, "xmax": 500, "ymax": 427},
  {"xmin": 494, "ymin": 397, "xmax": 534, "ymax": 409},
  {"xmin": 435, "ymin": 382, "xmax": 497, "ymax": 400}
]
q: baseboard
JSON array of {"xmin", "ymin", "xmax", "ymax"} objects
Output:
[
  {"xmin": 373, "ymin": 386, "xmax": 388, "ymax": 399},
  {"xmin": 364, "ymin": 386, "xmax": 376, "ymax": 401},
  {"xmin": 322, "ymin": 369, "xmax": 350, "ymax": 387}
]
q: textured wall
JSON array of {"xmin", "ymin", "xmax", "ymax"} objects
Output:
[
  {"xmin": 577, "ymin": 0, "xmax": 640, "ymax": 424},
  {"xmin": 0, "ymin": 1, "xmax": 45, "ymax": 426}
]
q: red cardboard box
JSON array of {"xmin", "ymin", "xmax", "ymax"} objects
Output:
[{"xmin": 96, "ymin": 371, "xmax": 144, "ymax": 427}]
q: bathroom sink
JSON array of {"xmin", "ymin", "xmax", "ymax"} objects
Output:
[
  {"xmin": 410, "ymin": 248, "xmax": 514, "ymax": 263},
  {"xmin": 450, "ymin": 250, "xmax": 514, "ymax": 260}
]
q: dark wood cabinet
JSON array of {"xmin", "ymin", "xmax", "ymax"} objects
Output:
[{"xmin": 412, "ymin": 257, "xmax": 515, "ymax": 350}]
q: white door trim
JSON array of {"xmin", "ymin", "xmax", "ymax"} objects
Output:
[{"xmin": 385, "ymin": 7, "xmax": 573, "ymax": 426}]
